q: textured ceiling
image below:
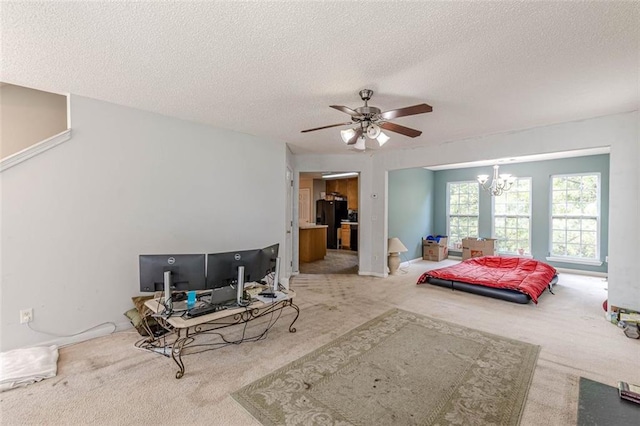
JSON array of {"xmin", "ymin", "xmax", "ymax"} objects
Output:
[{"xmin": 1, "ymin": 2, "xmax": 638, "ymax": 155}]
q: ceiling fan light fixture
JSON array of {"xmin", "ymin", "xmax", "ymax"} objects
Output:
[
  {"xmin": 376, "ymin": 131, "xmax": 390, "ymax": 146},
  {"xmin": 366, "ymin": 123, "xmax": 381, "ymax": 139},
  {"xmin": 300, "ymin": 89, "xmax": 433, "ymax": 152},
  {"xmin": 340, "ymin": 128, "xmax": 356, "ymax": 143}
]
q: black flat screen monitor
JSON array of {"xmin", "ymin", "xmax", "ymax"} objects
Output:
[
  {"xmin": 206, "ymin": 249, "xmax": 262, "ymax": 289},
  {"xmin": 139, "ymin": 254, "xmax": 206, "ymax": 292},
  {"xmin": 260, "ymin": 243, "xmax": 280, "ymax": 277}
]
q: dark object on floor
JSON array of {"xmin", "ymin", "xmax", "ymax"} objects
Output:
[
  {"xmin": 417, "ymin": 256, "xmax": 557, "ymax": 304},
  {"xmin": 578, "ymin": 377, "xmax": 640, "ymax": 425}
]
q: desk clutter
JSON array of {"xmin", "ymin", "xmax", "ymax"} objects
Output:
[
  {"xmin": 125, "ymin": 284, "xmax": 282, "ymax": 336},
  {"xmin": 136, "ymin": 288, "xmax": 299, "ymax": 379},
  {"xmin": 127, "ymin": 243, "xmax": 301, "ymax": 379},
  {"xmin": 129, "ymin": 282, "xmax": 280, "ymax": 322}
]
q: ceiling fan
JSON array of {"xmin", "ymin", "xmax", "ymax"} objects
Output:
[{"xmin": 301, "ymin": 89, "xmax": 432, "ymax": 149}]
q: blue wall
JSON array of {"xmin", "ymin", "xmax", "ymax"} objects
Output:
[
  {"xmin": 388, "ymin": 168, "xmax": 435, "ymax": 260},
  {"xmin": 432, "ymin": 154, "xmax": 610, "ymax": 273}
]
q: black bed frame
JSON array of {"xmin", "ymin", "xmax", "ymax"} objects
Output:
[{"xmin": 426, "ymin": 275, "xmax": 559, "ymax": 304}]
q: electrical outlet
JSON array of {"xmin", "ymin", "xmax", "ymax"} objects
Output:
[{"xmin": 20, "ymin": 308, "xmax": 33, "ymax": 324}]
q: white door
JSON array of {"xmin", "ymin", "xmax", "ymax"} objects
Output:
[{"xmin": 298, "ymin": 188, "xmax": 310, "ymax": 223}]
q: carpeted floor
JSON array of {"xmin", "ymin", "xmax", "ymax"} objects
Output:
[
  {"xmin": 299, "ymin": 249, "xmax": 358, "ymax": 274},
  {"xmin": 233, "ymin": 309, "xmax": 539, "ymax": 425},
  {"xmin": 1, "ymin": 260, "xmax": 638, "ymax": 425}
]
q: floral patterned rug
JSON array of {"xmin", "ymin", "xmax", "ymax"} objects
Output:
[{"xmin": 232, "ymin": 309, "xmax": 539, "ymax": 425}]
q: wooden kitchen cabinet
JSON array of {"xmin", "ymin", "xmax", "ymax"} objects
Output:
[
  {"xmin": 341, "ymin": 223, "xmax": 351, "ymax": 249},
  {"xmin": 324, "ymin": 177, "xmax": 358, "ymax": 210},
  {"xmin": 337, "ymin": 179, "xmax": 348, "ymax": 197},
  {"xmin": 347, "ymin": 178, "xmax": 358, "ymax": 210}
]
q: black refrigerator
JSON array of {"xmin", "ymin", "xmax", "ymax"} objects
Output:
[{"xmin": 316, "ymin": 200, "xmax": 348, "ymax": 249}]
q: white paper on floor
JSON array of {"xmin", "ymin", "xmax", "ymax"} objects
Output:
[{"xmin": 0, "ymin": 345, "xmax": 59, "ymax": 392}]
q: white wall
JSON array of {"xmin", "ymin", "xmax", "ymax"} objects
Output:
[
  {"xmin": 607, "ymin": 115, "xmax": 640, "ymax": 311},
  {"xmin": 0, "ymin": 95, "xmax": 286, "ymax": 350},
  {"xmin": 295, "ymin": 112, "xmax": 640, "ymax": 309}
]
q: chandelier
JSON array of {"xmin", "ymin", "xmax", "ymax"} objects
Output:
[{"xmin": 477, "ymin": 165, "xmax": 515, "ymax": 196}]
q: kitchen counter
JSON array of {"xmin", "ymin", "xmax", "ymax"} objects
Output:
[
  {"xmin": 340, "ymin": 221, "xmax": 359, "ymax": 225},
  {"xmin": 299, "ymin": 223, "xmax": 329, "ymax": 229},
  {"xmin": 299, "ymin": 225, "xmax": 327, "ymax": 262}
]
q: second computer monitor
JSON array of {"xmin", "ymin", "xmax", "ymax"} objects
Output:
[{"xmin": 206, "ymin": 249, "xmax": 262, "ymax": 289}]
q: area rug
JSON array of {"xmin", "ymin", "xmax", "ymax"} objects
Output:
[{"xmin": 232, "ymin": 309, "xmax": 539, "ymax": 425}]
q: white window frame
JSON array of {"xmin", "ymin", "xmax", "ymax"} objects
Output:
[
  {"xmin": 446, "ymin": 181, "xmax": 480, "ymax": 250},
  {"xmin": 492, "ymin": 177, "xmax": 532, "ymax": 256},
  {"xmin": 547, "ymin": 172, "xmax": 602, "ymax": 266}
]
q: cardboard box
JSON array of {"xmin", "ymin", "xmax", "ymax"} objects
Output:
[
  {"xmin": 422, "ymin": 236, "xmax": 448, "ymax": 248},
  {"xmin": 422, "ymin": 237, "xmax": 449, "ymax": 261},
  {"xmin": 462, "ymin": 238, "xmax": 497, "ymax": 260}
]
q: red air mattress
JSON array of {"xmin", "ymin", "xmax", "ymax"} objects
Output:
[{"xmin": 417, "ymin": 256, "xmax": 557, "ymax": 303}]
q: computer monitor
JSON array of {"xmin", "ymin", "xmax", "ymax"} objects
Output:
[
  {"xmin": 259, "ymin": 243, "xmax": 280, "ymax": 277},
  {"xmin": 206, "ymin": 249, "xmax": 262, "ymax": 289},
  {"xmin": 139, "ymin": 254, "xmax": 206, "ymax": 292}
]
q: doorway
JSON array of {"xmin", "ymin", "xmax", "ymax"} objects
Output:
[{"xmin": 298, "ymin": 172, "xmax": 359, "ymax": 274}]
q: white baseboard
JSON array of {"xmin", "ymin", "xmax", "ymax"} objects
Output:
[
  {"xmin": 358, "ymin": 271, "xmax": 387, "ymax": 278},
  {"xmin": 402, "ymin": 257, "xmax": 423, "ymax": 266},
  {"xmin": 555, "ymin": 267, "xmax": 608, "ymax": 278}
]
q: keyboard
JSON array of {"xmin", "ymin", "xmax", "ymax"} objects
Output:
[{"xmin": 185, "ymin": 304, "xmax": 228, "ymax": 318}]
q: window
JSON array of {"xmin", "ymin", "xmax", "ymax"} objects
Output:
[
  {"xmin": 447, "ymin": 181, "xmax": 479, "ymax": 249},
  {"xmin": 493, "ymin": 178, "xmax": 531, "ymax": 254},
  {"xmin": 550, "ymin": 173, "xmax": 600, "ymax": 262}
]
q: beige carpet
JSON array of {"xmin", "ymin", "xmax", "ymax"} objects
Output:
[
  {"xmin": 1, "ymin": 260, "xmax": 638, "ymax": 426},
  {"xmin": 299, "ymin": 249, "xmax": 358, "ymax": 274},
  {"xmin": 233, "ymin": 309, "xmax": 539, "ymax": 425}
]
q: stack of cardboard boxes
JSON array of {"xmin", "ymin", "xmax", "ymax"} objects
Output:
[{"xmin": 422, "ymin": 236, "xmax": 448, "ymax": 261}]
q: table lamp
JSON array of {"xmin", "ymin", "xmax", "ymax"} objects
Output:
[{"xmin": 388, "ymin": 237, "xmax": 408, "ymax": 275}]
